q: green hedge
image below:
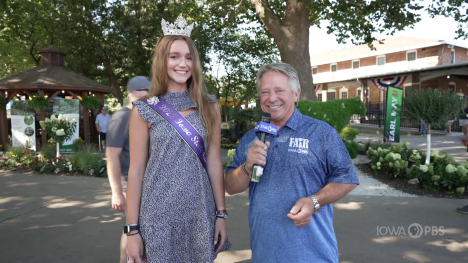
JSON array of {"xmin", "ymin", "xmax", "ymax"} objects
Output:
[{"xmin": 297, "ymin": 97, "xmax": 366, "ymax": 133}]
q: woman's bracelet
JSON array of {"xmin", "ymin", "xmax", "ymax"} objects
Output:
[
  {"xmin": 242, "ymin": 163, "xmax": 250, "ymax": 177},
  {"xmin": 126, "ymin": 231, "xmax": 140, "ymax": 236}
]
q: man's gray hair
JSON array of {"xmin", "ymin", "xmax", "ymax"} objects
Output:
[{"xmin": 256, "ymin": 62, "xmax": 301, "ymax": 94}]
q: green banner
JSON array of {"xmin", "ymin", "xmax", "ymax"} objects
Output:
[{"xmin": 384, "ymin": 86, "xmax": 403, "ymax": 143}]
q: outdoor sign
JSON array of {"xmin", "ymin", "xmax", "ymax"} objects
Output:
[
  {"xmin": 384, "ymin": 86, "xmax": 403, "ymax": 143},
  {"xmin": 53, "ymin": 99, "xmax": 80, "ymax": 153},
  {"xmin": 221, "ymin": 122, "xmax": 230, "ymax": 130},
  {"xmin": 11, "ymin": 101, "xmax": 36, "ymax": 150}
]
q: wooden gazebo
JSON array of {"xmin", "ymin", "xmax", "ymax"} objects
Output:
[{"xmin": 0, "ymin": 46, "xmax": 112, "ymax": 148}]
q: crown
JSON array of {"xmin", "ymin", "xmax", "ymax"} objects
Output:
[{"xmin": 162, "ymin": 16, "xmax": 194, "ymax": 37}]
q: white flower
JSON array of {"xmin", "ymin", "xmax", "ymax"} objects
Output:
[
  {"xmin": 72, "ymin": 117, "xmax": 78, "ymax": 122},
  {"xmin": 415, "ymin": 152, "xmax": 421, "ymax": 160},
  {"xmin": 342, "ymin": 103, "xmax": 345, "ymax": 108},
  {"xmin": 377, "ymin": 162, "xmax": 381, "ymax": 167},
  {"xmin": 147, "ymin": 96, "xmax": 160, "ymax": 105},
  {"xmin": 52, "ymin": 127, "xmax": 57, "ymax": 132},
  {"xmin": 45, "ymin": 117, "xmax": 51, "ymax": 122},
  {"xmin": 431, "ymin": 150, "xmax": 440, "ymax": 156},
  {"xmin": 65, "ymin": 115, "xmax": 70, "ymax": 121},
  {"xmin": 394, "ymin": 153, "xmax": 401, "ymax": 160},
  {"xmin": 419, "ymin": 165, "xmax": 428, "ymax": 172},
  {"xmin": 56, "ymin": 129, "xmax": 65, "ymax": 136},
  {"xmin": 446, "ymin": 164, "xmax": 456, "ymax": 174},
  {"xmin": 51, "ymin": 115, "xmax": 57, "ymax": 121},
  {"xmin": 58, "ymin": 114, "xmax": 63, "ymax": 120}
]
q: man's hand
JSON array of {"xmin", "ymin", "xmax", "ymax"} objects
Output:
[
  {"xmin": 287, "ymin": 197, "xmax": 315, "ymax": 228},
  {"xmin": 244, "ymin": 140, "xmax": 270, "ymax": 172},
  {"xmin": 111, "ymin": 192, "xmax": 126, "ymax": 212}
]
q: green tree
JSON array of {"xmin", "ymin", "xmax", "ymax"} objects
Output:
[{"xmin": 402, "ymin": 88, "xmax": 463, "ymax": 164}]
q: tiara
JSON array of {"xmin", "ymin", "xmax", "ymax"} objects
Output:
[{"xmin": 162, "ymin": 16, "xmax": 193, "ymax": 37}]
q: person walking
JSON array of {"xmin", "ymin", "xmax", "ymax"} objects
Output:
[
  {"xmin": 421, "ymin": 119, "xmax": 427, "ymax": 136},
  {"xmin": 95, "ymin": 105, "xmax": 111, "ymax": 151},
  {"xmin": 106, "ymin": 76, "xmax": 150, "ymax": 263},
  {"xmin": 125, "ymin": 16, "xmax": 230, "ymax": 263}
]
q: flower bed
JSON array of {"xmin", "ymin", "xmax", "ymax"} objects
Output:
[
  {"xmin": 366, "ymin": 141, "xmax": 468, "ymax": 196},
  {"xmin": 0, "ymin": 144, "xmax": 106, "ymax": 177}
]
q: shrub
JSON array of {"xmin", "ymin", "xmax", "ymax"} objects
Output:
[
  {"xmin": 366, "ymin": 142, "xmax": 467, "ymax": 196},
  {"xmin": 343, "ymin": 140, "xmax": 360, "ymax": 159},
  {"xmin": 340, "ymin": 126, "xmax": 359, "ymax": 140},
  {"xmin": 69, "ymin": 145, "xmax": 106, "ymax": 177},
  {"xmin": 226, "ymin": 149, "xmax": 236, "ymax": 167},
  {"xmin": 297, "ymin": 97, "xmax": 366, "ymax": 133}
]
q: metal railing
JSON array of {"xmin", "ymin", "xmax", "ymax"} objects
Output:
[{"xmin": 351, "ymin": 102, "xmax": 461, "ymax": 133}]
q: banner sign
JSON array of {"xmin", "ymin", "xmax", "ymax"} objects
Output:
[
  {"xmin": 254, "ymin": 121, "xmax": 278, "ymax": 135},
  {"xmin": 384, "ymin": 86, "xmax": 403, "ymax": 143},
  {"xmin": 11, "ymin": 101, "xmax": 36, "ymax": 150},
  {"xmin": 53, "ymin": 99, "xmax": 80, "ymax": 153},
  {"xmin": 372, "ymin": 75, "xmax": 408, "ymax": 91}
]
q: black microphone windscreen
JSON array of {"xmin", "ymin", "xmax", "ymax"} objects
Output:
[{"xmin": 261, "ymin": 112, "xmax": 271, "ymax": 124}]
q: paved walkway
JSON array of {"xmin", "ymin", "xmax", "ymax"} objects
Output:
[{"xmin": 0, "ymin": 133, "xmax": 467, "ymax": 262}]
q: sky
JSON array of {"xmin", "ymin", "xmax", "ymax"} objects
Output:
[{"xmin": 309, "ymin": 6, "xmax": 468, "ymax": 56}]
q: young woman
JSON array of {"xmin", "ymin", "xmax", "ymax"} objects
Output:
[{"xmin": 125, "ymin": 18, "xmax": 230, "ymax": 263}]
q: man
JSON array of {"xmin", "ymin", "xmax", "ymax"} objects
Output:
[
  {"xmin": 459, "ymin": 103, "xmax": 468, "ymax": 141},
  {"xmin": 106, "ymin": 76, "xmax": 150, "ymax": 263},
  {"xmin": 95, "ymin": 105, "xmax": 111, "ymax": 151},
  {"xmin": 225, "ymin": 62, "xmax": 359, "ymax": 263}
]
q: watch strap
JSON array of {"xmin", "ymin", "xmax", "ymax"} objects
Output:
[
  {"xmin": 310, "ymin": 195, "xmax": 321, "ymax": 214},
  {"xmin": 123, "ymin": 223, "xmax": 139, "ymax": 234}
]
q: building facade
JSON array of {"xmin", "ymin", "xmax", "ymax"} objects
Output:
[{"xmin": 310, "ymin": 36, "xmax": 468, "ymax": 105}]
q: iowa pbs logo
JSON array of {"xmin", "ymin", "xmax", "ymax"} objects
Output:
[{"xmin": 392, "ymin": 91, "xmax": 398, "ymax": 96}]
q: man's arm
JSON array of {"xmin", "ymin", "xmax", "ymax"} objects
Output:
[
  {"xmin": 225, "ymin": 140, "xmax": 270, "ymax": 195},
  {"xmin": 287, "ymin": 182, "xmax": 357, "ymax": 227},
  {"xmin": 106, "ymin": 146, "xmax": 125, "ymax": 211}
]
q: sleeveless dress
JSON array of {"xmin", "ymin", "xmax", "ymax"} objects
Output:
[{"xmin": 133, "ymin": 90, "xmax": 230, "ymax": 263}]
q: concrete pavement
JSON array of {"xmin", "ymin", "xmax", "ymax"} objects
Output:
[{"xmin": 1, "ymin": 133, "xmax": 467, "ymax": 262}]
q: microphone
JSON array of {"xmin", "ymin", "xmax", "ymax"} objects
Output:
[{"xmin": 251, "ymin": 112, "xmax": 272, "ymax": 182}]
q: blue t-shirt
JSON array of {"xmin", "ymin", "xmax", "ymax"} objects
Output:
[
  {"xmin": 226, "ymin": 108, "xmax": 359, "ymax": 263},
  {"xmin": 95, "ymin": 113, "xmax": 111, "ymax": 133}
]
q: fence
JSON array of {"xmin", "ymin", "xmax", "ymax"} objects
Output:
[{"xmin": 351, "ymin": 102, "xmax": 461, "ymax": 133}]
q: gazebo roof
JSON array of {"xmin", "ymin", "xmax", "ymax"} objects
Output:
[{"xmin": 0, "ymin": 46, "xmax": 111, "ymax": 94}]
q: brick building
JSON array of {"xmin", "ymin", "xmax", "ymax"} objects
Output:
[{"xmin": 310, "ymin": 36, "xmax": 468, "ymax": 105}]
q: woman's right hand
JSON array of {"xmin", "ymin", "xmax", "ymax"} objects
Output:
[{"xmin": 126, "ymin": 233, "xmax": 146, "ymax": 263}]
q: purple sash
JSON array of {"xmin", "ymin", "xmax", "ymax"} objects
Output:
[{"xmin": 144, "ymin": 96, "xmax": 207, "ymax": 170}]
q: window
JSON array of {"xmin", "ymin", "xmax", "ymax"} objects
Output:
[
  {"xmin": 451, "ymin": 50, "xmax": 456, "ymax": 64},
  {"xmin": 407, "ymin": 51, "xmax": 416, "ymax": 69},
  {"xmin": 312, "ymin": 67, "xmax": 318, "ymax": 75},
  {"xmin": 352, "ymin": 60, "xmax": 360, "ymax": 76},
  {"xmin": 339, "ymin": 87, "xmax": 348, "ymax": 99},
  {"xmin": 377, "ymin": 56, "xmax": 386, "ymax": 73},
  {"xmin": 317, "ymin": 93, "xmax": 322, "ymax": 102},
  {"xmin": 331, "ymin": 64, "xmax": 337, "ymax": 78},
  {"xmin": 449, "ymin": 82, "xmax": 456, "ymax": 93},
  {"xmin": 327, "ymin": 91, "xmax": 336, "ymax": 101},
  {"xmin": 403, "ymin": 83, "xmax": 412, "ymax": 98},
  {"xmin": 357, "ymin": 88, "xmax": 362, "ymax": 98}
]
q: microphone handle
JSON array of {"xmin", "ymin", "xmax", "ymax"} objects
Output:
[{"xmin": 251, "ymin": 131, "xmax": 267, "ymax": 182}]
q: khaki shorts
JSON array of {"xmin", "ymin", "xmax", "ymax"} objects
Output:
[{"xmin": 460, "ymin": 119, "xmax": 468, "ymax": 126}]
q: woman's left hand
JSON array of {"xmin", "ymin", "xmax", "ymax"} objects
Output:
[{"xmin": 213, "ymin": 218, "xmax": 228, "ymax": 253}]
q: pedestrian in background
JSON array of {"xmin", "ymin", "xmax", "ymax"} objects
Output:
[
  {"xmin": 95, "ymin": 105, "xmax": 110, "ymax": 151},
  {"xmin": 106, "ymin": 76, "xmax": 150, "ymax": 263}
]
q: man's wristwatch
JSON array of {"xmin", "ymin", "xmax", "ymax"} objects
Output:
[
  {"xmin": 309, "ymin": 195, "xmax": 321, "ymax": 214},
  {"xmin": 123, "ymin": 223, "xmax": 139, "ymax": 234}
]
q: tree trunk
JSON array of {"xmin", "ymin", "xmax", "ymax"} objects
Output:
[
  {"xmin": 102, "ymin": 55, "xmax": 124, "ymax": 105},
  {"xmin": 251, "ymin": 0, "xmax": 316, "ymax": 101}
]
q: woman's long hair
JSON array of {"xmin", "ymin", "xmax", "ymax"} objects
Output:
[{"xmin": 146, "ymin": 35, "xmax": 217, "ymax": 144}]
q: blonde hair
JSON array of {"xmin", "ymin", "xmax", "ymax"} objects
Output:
[{"xmin": 145, "ymin": 35, "xmax": 217, "ymax": 143}]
